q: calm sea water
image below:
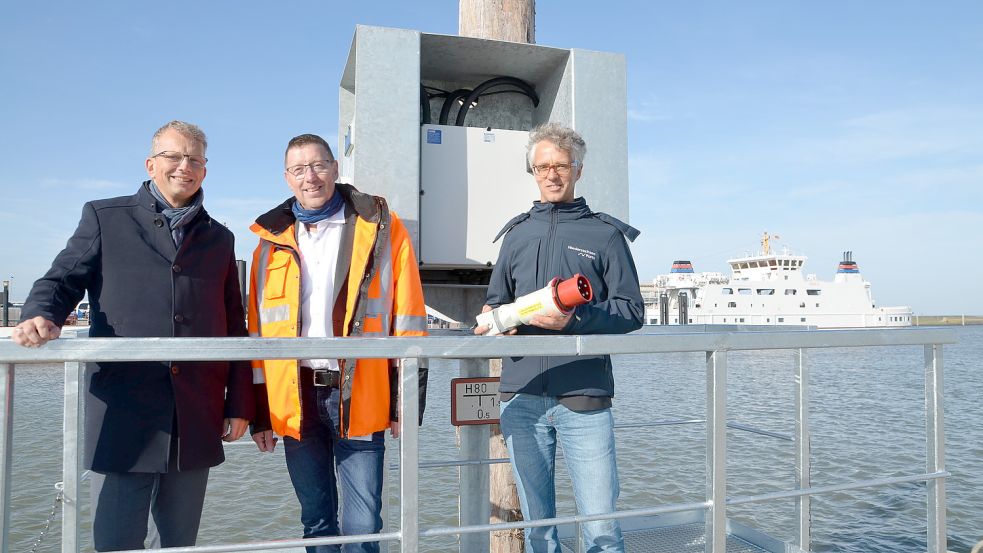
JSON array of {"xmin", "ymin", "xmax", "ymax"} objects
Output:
[{"xmin": 8, "ymin": 326, "xmax": 982, "ymax": 552}]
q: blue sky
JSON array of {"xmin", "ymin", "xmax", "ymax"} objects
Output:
[{"xmin": 2, "ymin": 1, "xmax": 981, "ymax": 314}]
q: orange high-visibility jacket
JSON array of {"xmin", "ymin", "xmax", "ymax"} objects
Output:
[{"xmin": 247, "ymin": 183, "xmax": 428, "ymax": 439}]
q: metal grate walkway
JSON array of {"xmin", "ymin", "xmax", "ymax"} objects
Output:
[{"xmin": 560, "ymin": 523, "xmax": 769, "ymax": 553}]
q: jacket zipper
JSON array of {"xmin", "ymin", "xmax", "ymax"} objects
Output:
[{"xmin": 542, "ymin": 207, "xmax": 558, "ymax": 391}]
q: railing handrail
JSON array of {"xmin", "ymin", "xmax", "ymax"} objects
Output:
[
  {"xmin": 0, "ymin": 327, "xmax": 957, "ymax": 553},
  {"xmin": 0, "ymin": 327, "xmax": 958, "ymax": 363}
]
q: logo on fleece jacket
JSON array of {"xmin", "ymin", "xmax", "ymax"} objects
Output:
[{"xmin": 567, "ymin": 245, "xmax": 597, "ymax": 260}]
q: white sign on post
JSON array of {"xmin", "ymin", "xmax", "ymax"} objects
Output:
[{"xmin": 450, "ymin": 377, "xmax": 500, "ymax": 425}]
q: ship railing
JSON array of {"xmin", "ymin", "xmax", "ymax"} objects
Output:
[{"xmin": 0, "ymin": 327, "xmax": 958, "ymax": 553}]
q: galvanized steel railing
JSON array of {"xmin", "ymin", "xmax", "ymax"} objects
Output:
[{"xmin": 0, "ymin": 327, "xmax": 958, "ymax": 553}]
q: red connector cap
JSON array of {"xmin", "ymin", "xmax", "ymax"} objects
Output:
[{"xmin": 551, "ymin": 274, "xmax": 593, "ymax": 313}]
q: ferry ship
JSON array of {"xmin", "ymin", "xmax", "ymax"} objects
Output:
[{"xmin": 642, "ymin": 233, "xmax": 913, "ymax": 328}]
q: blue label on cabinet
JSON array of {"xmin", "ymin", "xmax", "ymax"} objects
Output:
[{"xmin": 427, "ymin": 129, "xmax": 442, "ymax": 144}]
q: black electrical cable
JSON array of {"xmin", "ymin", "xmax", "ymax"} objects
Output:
[
  {"xmin": 455, "ymin": 77, "xmax": 540, "ymax": 127},
  {"xmin": 423, "ymin": 85, "xmax": 451, "ymax": 96},
  {"xmin": 420, "ymin": 85, "xmax": 432, "ymax": 125},
  {"xmin": 438, "ymin": 89, "xmax": 473, "ymax": 125}
]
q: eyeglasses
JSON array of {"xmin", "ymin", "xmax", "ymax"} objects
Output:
[
  {"xmin": 152, "ymin": 151, "xmax": 207, "ymax": 169},
  {"xmin": 530, "ymin": 161, "xmax": 580, "ymax": 177},
  {"xmin": 286, "ymin": 160, "xmax": 335, "ymax": 179}
]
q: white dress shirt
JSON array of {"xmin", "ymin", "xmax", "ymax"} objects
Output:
[{"xmin": 296, "ymin": 209, "xmax": 346, "ymax": 371}]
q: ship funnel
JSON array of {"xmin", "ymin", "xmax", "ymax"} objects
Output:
[
  {"xmin": 670, "ymin": 260, "xmax": 695, "ymax": 274},
  {"xmin": 837, "ymin": 251, "xmax": 859, "ymax": 274}
]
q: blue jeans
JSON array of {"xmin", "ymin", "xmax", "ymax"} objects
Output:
[
  {"xmin": 283, "ymin": 385, "xmax": 385, "ymax": 553},
  {"xmin": 500, "ymin": 394, "xmax": 624, "ymax": 553}
]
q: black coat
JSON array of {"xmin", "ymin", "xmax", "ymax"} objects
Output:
[{"xmin": 21, "ymin": 182, "xmax": 254, "ymax": 472}]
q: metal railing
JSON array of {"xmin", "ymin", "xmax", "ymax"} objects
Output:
[{"xmin": 0, "ymin": 327, "xmax": 958, "ymax": 553}]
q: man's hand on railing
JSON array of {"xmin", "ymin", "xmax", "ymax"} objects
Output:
[
  {"xmin": 11, "ymin": 316, "xmax": 61, "ymax": 347},
  {"xmin": 390, "ymin": 420, "xmax": 400, "ymax": 439},
  {"xmin": 222, "ymin": 418, "xmax": 249, "ymax": 442},
  {"xmin": 251, "ymin": 430, "xmax": 278, "ymax": 452}
]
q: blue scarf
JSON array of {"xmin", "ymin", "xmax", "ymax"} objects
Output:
[
  {"xmin": 148, "ymin": 181, "xmax": 204, "ymax": 246},
  {"xmin": 292, "ymin": 189, "xmax": 345, "ymax": 224}
]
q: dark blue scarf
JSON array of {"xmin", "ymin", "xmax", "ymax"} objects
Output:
[
  {"xmin": 148, "ymin": 181, "xmax": 204, "ymax": 246},
  {"xmin": 292, "ymin": 189, "xmax": 345, "ymax": 224}
]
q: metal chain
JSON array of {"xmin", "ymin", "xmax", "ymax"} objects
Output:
[{"xmin": 30, "ymin": 482, "xmax": 64, "ymax": 553}]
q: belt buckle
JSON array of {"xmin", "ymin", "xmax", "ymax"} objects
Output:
[{"xmin": 313, "ymin": 370, "xmax": 337, "ymax": 388}]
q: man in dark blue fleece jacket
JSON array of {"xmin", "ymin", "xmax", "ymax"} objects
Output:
[{"xmin": 475, "ymin": 122, "xmax": 644, "ymax": 552}]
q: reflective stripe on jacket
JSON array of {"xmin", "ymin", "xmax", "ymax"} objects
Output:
[{"xmin": 248, "ymin": 183, "xmax": 428, "ymax": 439}]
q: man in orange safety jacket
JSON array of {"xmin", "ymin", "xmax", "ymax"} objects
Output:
[{"xmin": 248, "ymin": 133, "xmax": 427, "ymax": 553}]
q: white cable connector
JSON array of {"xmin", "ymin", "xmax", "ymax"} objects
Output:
[{"xmin": 476, "ymin": 274, "xmax": 593, "ymax": 336}]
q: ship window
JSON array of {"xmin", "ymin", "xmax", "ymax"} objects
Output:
[
  {"xmin": 738, "ymin": 288, "xmax": 751, "ymax": 295},
  {"xmin": 799, "ymin": 302, "xmax": 806, "ymax": 308},
  {"xmin": 689, "ymin": 319, "xmax": 693, "ymax": 323},
  {"xmin": 806, "ymin": 289, "xmax": 821, "ymax": 295},
  {"xmin": 785, "ymin": 289, "xmax": 797, "ymax": 295},
  {"xmin": 740, "ymin": 262, "xmax": 749, "ymax": 269},
  {"xmin": 757, "ymin": 288, "xmax": 775, "ymax": 295},
  {"xmin": 816, "ymin": 303, "xmax": 820, "ymax": 307},
  {"xmin": 723, "ymin": 318, "xmax": 727, "ymax": 323},
  {"xmin": 728, "ymin": 302, "xmax": 737, "ymax": 308},
  {"xmin": 739, "ymin": 318, "xmax": 745, "ymax": 323},
  {"xmin": 722, "ymin": 288, "xmax": 733, "ymax": 295},
  {"xmin": 778, "ymin": 317, "xmax": 784, "ymax": 322},
  {"xmin": 769, "ymin": 260, "xmax": 777, "ymax": 266},
  {"xmin": 801, "ymin": 317, "xmax": 806, "ymax": 322}
]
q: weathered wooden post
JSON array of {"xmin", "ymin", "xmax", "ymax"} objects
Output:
[{"xmin": 459, "ymin": 4, "xmax": 534, "ymax": 551}]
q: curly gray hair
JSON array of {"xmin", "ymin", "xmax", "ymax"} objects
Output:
[
  {"xmin": 150, "ymin": 120, "xmax": 208, "ymax": 156},
  {"xmin": 526, "ymin": 122, "xmax": 587, "ymax": 168}
]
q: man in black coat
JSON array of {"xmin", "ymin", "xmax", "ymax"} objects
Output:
[{"xmin": 12, "ymin": 120, "xmax": 254, "ymax": 551}]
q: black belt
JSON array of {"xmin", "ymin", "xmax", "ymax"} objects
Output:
[{"xmin": 301, "ymin": 367, "xmax": 341, "ymax": 388}]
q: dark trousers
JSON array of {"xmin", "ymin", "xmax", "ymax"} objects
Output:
[
  {"xmin": 89, "ymin": 467, "xmax": 209, "ymax": 551},
  {"xmin": 284, "ymin": 383, "xmax": 386, "ymax": 553}
]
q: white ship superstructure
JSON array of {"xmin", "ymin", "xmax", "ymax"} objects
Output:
[{"xmin": 642, "ymin": 233, "xmax": 912, "ymax": 328}]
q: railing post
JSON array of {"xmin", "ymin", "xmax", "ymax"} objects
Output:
[
  {"xmin": 794, "ymin": 348, "xmax": 811, "ymax": 550},
  {"xmin": 62, "ymin": 362, "xmax": 83, "ymax": 553},
  {"xmin": 458, "ymin": 358, "xmax": 491, "ymax": 553},
  {"xmin": 0, "ymin": 363, "xmax": 14, "ymax": 553},
  {"xmin": 925, "ymin": 344, "xmax": 946, "ymax": 553},
  {"xmin": 399, "ymin": 357, "xmax": 420, "ymax": 552},
  {"xmin": 705, "ymin": 350, "xmax": 726, "ymax": 553}
]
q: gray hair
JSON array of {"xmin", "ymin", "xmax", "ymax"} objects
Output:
[
  {"xmin": 526, "ymin": 122, "xmax": 587, "ymax": 168},
  {"xmin": 150, "ymin": 120, "xmax": 208, "ymax": 156}
]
